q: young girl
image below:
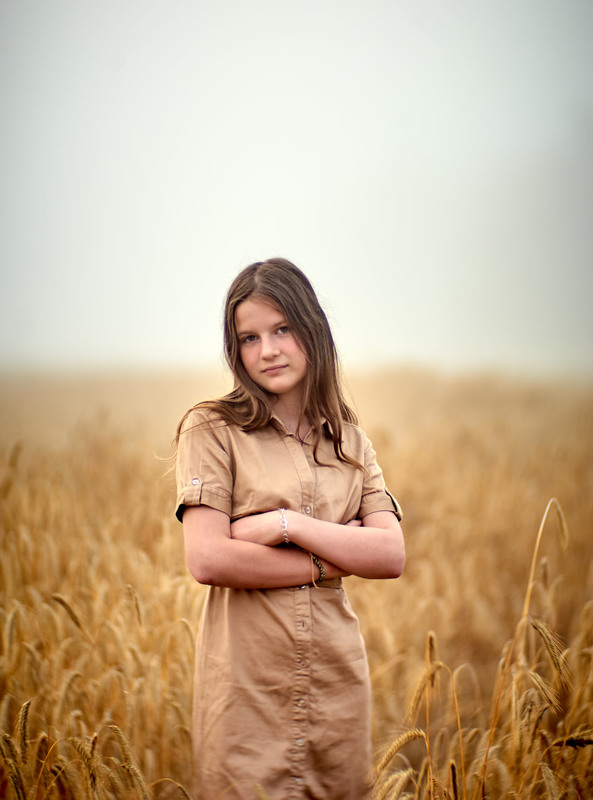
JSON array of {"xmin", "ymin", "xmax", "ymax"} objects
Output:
[{"xmin": 175, "ymin": 258, "xmax": 405, "ymax": 799}]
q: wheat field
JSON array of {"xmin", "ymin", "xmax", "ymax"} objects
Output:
[{"xmin": 1, "ymin": 367, "xmax": 592, "ymax": 799}]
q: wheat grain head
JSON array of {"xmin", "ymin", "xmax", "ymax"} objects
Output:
[
  {"xmin": 15, "ymin": 698, "xmax": 30, "ymax": 768},
  {"xmin": 69, "ymin": 736, "xmax": 98, "ymax": 794},
  {"xmin": 376, "ymin": 728, "xmax": 427, "ymax": 773},
  {"xmin": 375, "ymin": 766, "xmax": 414, "ymax": 800}
]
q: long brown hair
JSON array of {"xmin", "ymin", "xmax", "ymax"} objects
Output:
[{"xmin": 177, "ymin": 257, "xmax": 360, "ymax": 467}]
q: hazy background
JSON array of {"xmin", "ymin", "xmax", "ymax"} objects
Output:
[{"xmin": 1, "ymin": 0, "xmax": 592, "ymax": 378}]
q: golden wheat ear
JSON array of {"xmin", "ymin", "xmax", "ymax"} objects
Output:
[
  {"xmin": 374, "ymin": 766, "xmax": 415, "ymax": 800},
  {"xmin": 376, "ymin": 727, "xmax": 427, "ymax": 773},
  {"xmin": 530, "ymin": 619, "xmax": 570, "ymax": 685}
]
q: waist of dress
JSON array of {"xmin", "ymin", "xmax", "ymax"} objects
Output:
[{"xmin": 288, "ymin": 577, "xmax": 343, "ymax": 591}]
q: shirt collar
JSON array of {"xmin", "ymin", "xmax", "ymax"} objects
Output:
[{"xmin": 269, "ymin": 413, "xmax": 329, "ymax": 441}]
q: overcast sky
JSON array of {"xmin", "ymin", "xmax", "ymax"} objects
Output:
[{"xmin": 1, "ymin": 0, "xmax": 592, "ymax": 378}]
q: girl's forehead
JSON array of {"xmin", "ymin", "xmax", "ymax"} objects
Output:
[{"xmin": 235, "ymin": 297, "xmax": 283, "ymax": 323}]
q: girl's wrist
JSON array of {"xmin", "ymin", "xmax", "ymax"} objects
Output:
[
  {"xmin": 278, "ymin": 508, "xmax": 289, "ymax": 544},
  {"xmin": 310, "ymin": 553, "xmax": 325, "ymax": 583},
  {"xmin": 281, "ymin": 508, "xmax": 303, "ymax": 546}
]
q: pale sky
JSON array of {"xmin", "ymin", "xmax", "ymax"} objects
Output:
[{"xmin": 1, "ymin": 0, "xmax": 592, "ymax": 377}]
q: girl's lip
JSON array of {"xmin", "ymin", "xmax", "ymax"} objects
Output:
[{"xmin": 263, "ymin": 365, "xmax": 286, "ymax": 374}]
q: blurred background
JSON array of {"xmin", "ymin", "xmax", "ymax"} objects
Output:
[{"xmin": 1, "ymin": 0, "xmax": 592, "ymax": 379}]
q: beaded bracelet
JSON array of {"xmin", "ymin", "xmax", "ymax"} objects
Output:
[
  {"xmin": 279, "ymin": 508, "xmax": 289, "ymax": 544},
  {"xmin": 311, "ymin": 553, "xmax": 325, "ymax": 584}
]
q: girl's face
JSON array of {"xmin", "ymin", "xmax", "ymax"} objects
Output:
[{"xmin": 235, "ymin": 298, "xmax": 308, "ymax": 407}]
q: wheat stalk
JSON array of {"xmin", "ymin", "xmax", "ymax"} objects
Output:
[
  {"xmin": 8, "ymin": 768, "xmax": 27, "ymax": 800},
  {"xmin": 51, "ymin": 593, "xmax": 86, "ymax": 634},
  {"xmin": 4, "ymin": 606, "xmax": 18, "ymax": 671},
  {"xmin": 150, "ymin": 777, "xmax": 194, "ymax": 799},
  {"xmin": 120, "ymin": 762, "xmax": 150, "ymax": 800},
  {"xmin": 521, "ymin": 499, "xmax": 568, "ymax": 621},
  {"xmin": 528, "ymin": 670, "xmax": 561, "ymax": 713},
  {"xmin": 449, "ymin": 761, "xmax": 459, "ymax": 800},
  {"xmin": 530, "ymin": 618, "xmax": 570, "ymax": 685},
  {"xmin": 15, "ymin": 699, "xmax": 30, "ymax": 768},
  {"xmin": 1, "ymin": 732, "xmax": 20, "ymax": 765},
  {"xmin": 32, "ymin": 735, "xmax": 61, "ymax": 800},
  {"xmin": 70, "ymin": 736, "xmax": 99, "ymax": 789},
  {"xmin": 44, "ymin": 756, "xmax": 78, "ymax": 799},
  {"xmin": 127, "ymin": 584, "xmax": 143, "ymax": 626},
  {"xmin": 0, "ymin": 695, "xmax": 13, "ymax": 741},
  {"xmin": 472, "ymin": 498, "xmax": 571, "ymax": 800},
  {"xmin": 107, "ymin": 724, "xmax": 134, "ymax": 765},
  {"xmin": 404, "ymin": 660, "xmax": 446, "ymax": 728},
  {"xmin": 55, "ymin": 670, "xmax": 82, "ymax": 725},
  {"xmin": 541, "ymin": 762, "xmax": 563, "ymax": 800},
  {"xmin": 0, "ymin": 739, "xmax": 26, "ymax": 800},
  {"xmin": 375, "ymin": 767, "xmax": 414, "ymax": 800},
  {"xmin": 376, "ymin": 729, "xmax": 427, "ymax": 773}
]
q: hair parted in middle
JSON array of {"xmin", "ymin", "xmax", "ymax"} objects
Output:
[{"xmin": 179, "ymin": 257, "xmax": 360, "ymax": 467}]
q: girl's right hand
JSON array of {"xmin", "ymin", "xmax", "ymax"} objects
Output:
[
  {"xmin": 230, "ymin": 510, "xmax": 283, "ymax": 546},
  {"xmin": 321, "ymin": 557, "xmax": 351, "ymax": 580}
]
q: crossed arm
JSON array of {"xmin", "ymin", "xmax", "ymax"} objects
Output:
[{"xmin": 182, "ymin": 505, "xmax": 405, "ymax": 589}]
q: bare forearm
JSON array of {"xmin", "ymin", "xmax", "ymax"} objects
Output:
[
  {"xmin": 182, "ymin": 505, "xmax": 401, "ymax": 588},
  {"xmin": 230, "ymin": 508, "xmax": 404, "ymax": 579},
  {"xmin": 186, "ymin": 534, "xmax": 339, "ymax": 589},
  {"xmin": 286, "ymin": 512, "xmax": 405, "ymax": 579}
]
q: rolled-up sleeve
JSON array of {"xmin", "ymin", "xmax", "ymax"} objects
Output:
[
  {"xmin": 358, "ymin": 433, "xmax": 403, "ymax": 521},
  {"xmin": 175, "ymin": 409, "xmax": 233, "ymax": 522}
]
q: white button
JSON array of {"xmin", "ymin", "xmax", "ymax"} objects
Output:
[
  {"xmin": 296, "ymin": 738, "xmax": 304, "ymax": 746},
  {"xmin": 304, "ymin": 506, "xmax": 311, "ymax": 514},
  {"xmin": 192, "ymin": 478, "xmax": 200, "ymax": 485}
]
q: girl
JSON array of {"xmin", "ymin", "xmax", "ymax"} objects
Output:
[{"xmin": 175, "ymin": 258, "xmax": 405, "ymax": 799}]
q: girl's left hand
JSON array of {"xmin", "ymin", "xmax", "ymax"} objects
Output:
[
  {"xmin": 345, "ymin": 518, "xmax": 363, "ymax": 527},
  {"xmin": 230, "ymin": 511, "xmax": 283, "ymax": 546}
]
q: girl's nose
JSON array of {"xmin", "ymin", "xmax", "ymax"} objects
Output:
[{"xmin": 261, "ymin": 335, "xmax": 279, "ymax": 359}]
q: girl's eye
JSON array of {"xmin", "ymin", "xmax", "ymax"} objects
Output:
[
  {"xmin": 241, "ymin": 335, "xmax": 257, "ymax": 344},
  {"xmin": 277, "ymin": 326, "xmax": 290, "ymax": 335}
]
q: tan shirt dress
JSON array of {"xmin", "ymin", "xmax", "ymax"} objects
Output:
[{"xmin": 176, "ymin": 408, "xmax": 401, "ymax": 800}]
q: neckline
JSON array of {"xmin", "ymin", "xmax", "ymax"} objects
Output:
[{"xmin": 270, "ymin": 413, "xmax": 313, "ymax": 442}]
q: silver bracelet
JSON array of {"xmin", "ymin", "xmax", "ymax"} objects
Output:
[{"xmin": 279, "ymin": 508, "xmax": 289, "ymax": 544}]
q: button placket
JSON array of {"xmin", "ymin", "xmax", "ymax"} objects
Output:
[
  {"xmin": 281, "ymin": 436, "xmax": 316, "ymax": 525},
  {"xmin": 288, "ymin": 585, "xmax": 312, "ymax": 796},
  {"xmin": 279, "ymin": 423, "xmax": 318, "ymax": 798}
]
